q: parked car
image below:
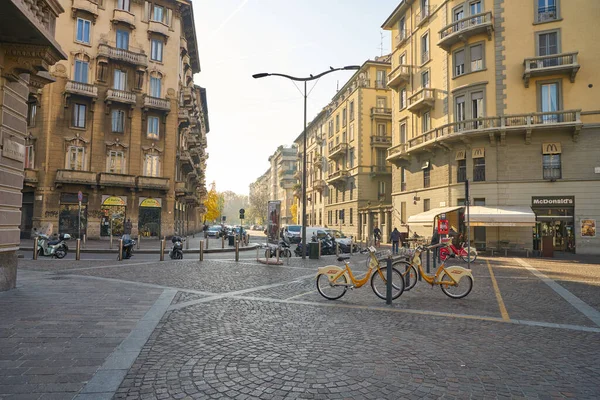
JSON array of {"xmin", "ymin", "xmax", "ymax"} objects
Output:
[
  {"xmin": 326, "ymin": 229, "xmax": 358, "ymax": 253},
  {"xmin": 207, "ymin": 225, "xmax": 222, "ymax": 237},
  {"xmin": 282, "ymin": 224, "xmax": 302, "ymax": 244}
]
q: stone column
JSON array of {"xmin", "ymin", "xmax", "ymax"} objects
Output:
[{"xmin": 366, "ymin": 212, "xmax": 373, "ymax": 243}]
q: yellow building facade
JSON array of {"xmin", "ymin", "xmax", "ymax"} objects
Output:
[
  {"xmin": 268, "ymin": 146, "xmax": 298, "ymax": 225},
  {"xmin": 383, "ymin": 0, "xmax": 600, "ymax": 254},
  {"xmin": 21, "ymin": 0, "xmax": 208, "ymax": 240}
]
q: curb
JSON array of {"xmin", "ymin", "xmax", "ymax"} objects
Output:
[{"xmin": 19, "ymin": 244, "xmax": 260, "ymax": 255}]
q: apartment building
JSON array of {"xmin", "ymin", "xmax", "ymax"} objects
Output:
[
  {"xmin": 268, "ymin": 145, "xmax": 298, "ymax": 224},
  {"xmin": 383, "ymin": 0, "xmax": 600, "ymax": 254},
  {"xmin": 1, "ymin": 0, "xmax": 67, "ymax": 290},
  {"xmin": 20, "ymin": 0, "xmax": 208, "ymax": 240},
  {"xmin": 324, "ymin": 57, "xmax": 394, "ymax": 242}
]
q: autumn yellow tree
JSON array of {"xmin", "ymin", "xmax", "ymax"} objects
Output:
[
  {"xmin": 290, "ymin": 203, "xmax": 298, "ymax": 224},
  {"xmin": 204, "ymin": 182, "xmax": 222, "ymax": 223}
]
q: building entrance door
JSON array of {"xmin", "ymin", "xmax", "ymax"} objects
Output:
[{"xmin": 538, "ymin": 219, "xmax": 574, "ymax": 252}]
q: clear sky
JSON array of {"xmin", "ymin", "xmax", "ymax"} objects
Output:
[{"xmin": 192, "ymin": 0, "xmax": 399, "ymax": 195}]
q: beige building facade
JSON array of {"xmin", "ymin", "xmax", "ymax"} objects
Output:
[
  {"xmin": 20, "ymin": 0, "xmax": 208, "ymax": 240},
  {"xmin": 383, "ymin": 0, "xmax": 600, "ymax": 254},
  {"xmin": 268, "ymin": 145, "xmax": 298, "ymax": 225},
  {"xmin": 1, "ymin": 0, "xmax": 67, "ymax": 290}
]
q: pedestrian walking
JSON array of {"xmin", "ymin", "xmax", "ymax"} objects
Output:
[
  {"xmin": 390, "ymin": 227, "xmax": 401, "ymax": 254},
  {"xmin": 124, "ymin": 218, "xmax": 132, "ymax": 235},
  {"xmin": 373, "ymin": 226, "xmax": 381, "ymax": 247}
]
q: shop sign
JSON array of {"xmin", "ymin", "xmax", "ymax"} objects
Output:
[
  {"xmin": 542, "ymin": 142, "xmax": 562, "ymax": 154},
  {"xmin": 2, "ymin": 138, "xmax": 25, "ymax": 163},
  {"xmin": 532, "ymin": 196, "xmax": 574, "ymax": 206},
  {"xmin": 455, "ymin": 150, "xmax": 466, "ymax": 160},
  {"xmin": 140, "ymin": 198, "xmax": 162, "ymax": 208},
  {"xmin": 472, "ymin": 147, "xmax": 485, "ymax": 158},
  {"xmin": 581, "ymin": 219, "xmax": 596, "ymax": 237},
  {"xmin": 102, "ymin": 196, "xmax": 127, "ymax": 206}
]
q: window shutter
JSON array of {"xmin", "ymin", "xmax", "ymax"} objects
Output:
[
  {"xmin": 470, "ymin": 44, "xmax": 482, "ymax": 61},
  {"xmin": 143, "ymin": 1, "xmax": 151, "ymax": 22},
  {"xmin": 455, "ymin": 50, "xmax": 465, "ymax": 65},
  {"xmin": 166, "ymin": 8, "xmax": 173, "ymax": 27}
]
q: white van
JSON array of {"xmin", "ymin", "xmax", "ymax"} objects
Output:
[{"xmin": 303, "ymin": 227, "xmax": 331, "ymax": 241}]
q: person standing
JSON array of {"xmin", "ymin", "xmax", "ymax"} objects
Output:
[
  {"xmin": 373, "ymin": 226, "xmax": 381, "ymax": 247},
  {"xmin": 124, "ymin": 218, "xmax": 132, "ymax": 235},
  {"xmin": 390, "ymin": 227, "xmax": 401, "ymax": 254}
]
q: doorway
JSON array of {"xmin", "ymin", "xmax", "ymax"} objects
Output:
[{"xmin": 538, "ymin": 218, "xmax": 574, "ymax": 252}]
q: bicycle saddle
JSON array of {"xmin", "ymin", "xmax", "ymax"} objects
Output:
[{"xmin": 337, "ymin": 256, "xmax": 351, "ymax": 262}]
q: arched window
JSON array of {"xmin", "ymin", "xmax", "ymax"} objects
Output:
[
  {"xmin": 73, "ymin": 53, "xmax": 91, "ymax": 83},
  {"xmin": 149, "ymin": 71, "xmax": 163, "ymax": 98}
]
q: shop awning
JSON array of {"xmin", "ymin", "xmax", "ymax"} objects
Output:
[
  {"xmin": 468, "ymin": 206, "xmax": 536, "ymax": 227},
  {"xmin": 407, "ymin": 206, "xmax": 463, "ymax": 225}
]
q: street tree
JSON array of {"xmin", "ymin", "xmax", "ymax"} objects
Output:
[{"xmin": 204, "ymin": 182, "xmax": 222, "ymax": 223}]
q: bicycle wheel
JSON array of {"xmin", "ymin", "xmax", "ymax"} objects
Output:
[
  {"xmin": 370, "ymin": 267, "xmax": 405, "ymax": 300},
  {"xmin": 393, "ymin": 261, "xmax": 418, "ymax": 291},
  {"xmin": 316, "ymin": 273, "xmax": 347, "ymax": 300},
  {"xmin": 460, "ymin": 248, "xmax": 478, "ymax": 263},
  {"xmin": 440, "ymin": 273, "xmax": 473, "ymax": 299}
]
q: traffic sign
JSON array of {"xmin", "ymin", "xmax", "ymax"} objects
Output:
[
  {"xmin": 78, "ymin": 191, "xmax": 83, "ymax": 202},
  {"xmin": 239, "ymin": 208, "xmax": 245, "ymax": 220}
]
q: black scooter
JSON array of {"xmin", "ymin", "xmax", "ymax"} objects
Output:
[
  {"xmin": 265, "ymin": 240, "xmax": 292, "ymax": 258},
  {"xmin": 294, "ymin": 235, "xmax": 336, "ymax": 257},
  {"xmin": 120, "ymin": 235, "xmax": 136, "ymax": 260},
  {"xmin": 169, "ymin": 236, "xmax": 184, "ymax": 259}
]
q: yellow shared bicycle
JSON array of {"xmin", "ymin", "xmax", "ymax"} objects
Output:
[
  {"xmin": 315, "ymin": 246, "xmax": 405, "ymax": 300},
  {"xmin": 396, "ymin": 244, "xmax": 474, "ymax": 299}
]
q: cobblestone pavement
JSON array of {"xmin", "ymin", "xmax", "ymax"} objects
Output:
[{"xmin": 3, "ymin": 253, "xmax": 599, "ymax": 399}]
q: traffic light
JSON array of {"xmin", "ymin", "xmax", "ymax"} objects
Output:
[{"xmin": 239, "ymin": 208, "xmax": 245, "ymax": 220}]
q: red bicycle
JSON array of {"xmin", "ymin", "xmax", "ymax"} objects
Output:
[{"xmin": 439, "ymin": 238, "xmax": 478, "ymax": 262}]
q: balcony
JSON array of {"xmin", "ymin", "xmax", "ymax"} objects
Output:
[
  {"xmin": 105, "ymin": 89, "xmax": 136, "ymax": 105},
  {"xmin": 148, "ymin": 20, "xmax": 169, "ymax": 38},
  {"xmin": 313, "ymin": 179, "xmax": 327, "ymax": 192},
  {"xmin": 386, "ymin": 143, "xmax": 409, "ymax": 167},
  {"xmin": 280, "ymin": 180, "xmax": 295, "ymax": 189},
  {"xmin": 137, "ymin": 176, "xmax": 169, "ymax": 191},
  {"xmin": 387, "ymin": 65, "xmax": 411, "ymax": 88},
  {"xmin": 72, "ymin": 0, "xmax": 98, "ymax": 18},
  {"xmin": 175, "ymin": 181, "xmax": 186, "ymax": 196},
  {"xmin": 24, "ymin": 169, "xmax": 38, "ymax": 187},
  {"xmin": 180, "ymin": 36, "xmax": 188, "ymax": 54},
  {"xmin": 415, "ymin": 6, "xmax": 431, "ymax": 27},
  {"xmin": 370, "ymin": 165, "xmax": 392, "ymax": 176},
  {"xmin": 370, "ymin": 135, "xmax": 392, "ymax": 147},
  {"xmin": 438, "ymin": 12, "xmax": 494, "ymax": 51},
  {"xmin": 523, "ymin": 52, "xmax": 579, "ymax": 88},
  {"xmin": 143, "ymin": 95, "xmax": 171, "ymax": 111},
  {"xmin": 111, "ymin": 9, "xmax": 135, "ymax": 28},
  {"xmin": 178, "ymin": 109, "xmax": 190, "ymax": 125},
  {"xmin": 371, "ymin": 107, "xmax": 392, "ymax": 120},
  {"xmin": 182, "ymin": 86, "xmax": 192, "ymax": 104},
  {"xmin": 182, "ymin": 54, "xmax": 191, "ymax": 71},
  {"xmin": 55, "ymin": 169, "xmax": 97, "ymax": 186},
  {"xmin": 313, "ymin": 156, "xmax": 323, "ymax": 169},
  {"xmin": 536, "ymin": 5, "xmax": 558, "ymax": 23},
  {"xmin": 326, "ymin": 169, "xmax": 349, "ymax": 185},
  {"xmin": 395, "ymin": 29, "xmax": 409, "ymax": 48},
  {"xmin": 98, "ymin": 43, "xmax": 148, "ymax": 67},
  {"xmin": 99, "ymin": 172, "xmax": 135, "ymax": 188},
  {"xmin": 65, "ymin": 81, "xmax": 98, "ymax": 98},
  {"xmin": 407, "ymin": 88, "xmax": 435, "ymax": 112},
  {"xmin": 328, "ymin": 142, "xmax": 349, "ymax": 160}
]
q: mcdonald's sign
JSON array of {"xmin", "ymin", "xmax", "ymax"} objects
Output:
[
  {"xmin": 542, "ymin": 142, "xmax": 562, "ymax": 154},
  {"xmin": 472, "ymin": 147, "xmax": 485, "ymax": 159},
  {"xmin": 455, "ymin": 150, "xmax": 466, "ymax": 160}
]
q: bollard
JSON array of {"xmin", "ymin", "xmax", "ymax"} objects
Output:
[
  {"xmin": 221, "ymin": 235, "xmax": 224, "ymax": 249},
  {"xmin": 160, "ymin": 238, "xmax": 165, "ymax": 261},
  {"xmin": 110, "ymin": 234, "xmax": 113, "ymax": 249},
  {"xmin": 336, "ymin": 243, "xmax": 339, "ymax": 256},
  {"xmin": 235, "ymin": 239, "xmax": 239, "ymax": 261},
  {"xmin": 118, "ymin": 239, "xmax": 123, "ymax": 261},
  {"xmin": 426, "ymin": 249, "xmax": 431, "ymax": 274},
  {"xmin": 199, "ymin": 240, "xmax": 204, "ymax": 261},
  {"xmin": 256, "ymin": 246, "xmax": 259, "ymax": 261},
  {"xmin": 33, "ymin": 237, "xmax": 39, "ymax": 260},
  {"xmin": 82, "ymin": 234, "xmax": 86, "ymax": 249},
  {"xmin": 185, "ymin": 236, "xmax": 189, "ymax": 250},
  {"xmin": 318, "ymin": 241, "xmax": 321, "ymax": 260},
  {"xmin": 350, "ymin": 236, "xmax": 353, "ymax": 255},
  {"xmin": 137, "ymin": 234, "xmax": 141, "ymax": 250},
  {"xmin": 206, "ymin": 237, "xmax": 209, "ymax": 250},
  {"xmin": 276, "ymin": 248, "xmax": 280, "ymax": 263},
  {"xmin": 76, "ymin": 238, "xmax": 81, "ymax": 261},
  {"xmin": 405, "ymin": 262, "xmax": 411, "ymax": 287},
  {"xmin": 386, "ymin": 256, "xmax": 393, "ymax": 305}
]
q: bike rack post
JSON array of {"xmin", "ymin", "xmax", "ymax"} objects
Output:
[
  {"xmin": 160, "ymin": 238, "xmax": 165, "ymax": 261},
  {"xmin": 137, "ymin": 234, "xmax": 141, "ymax": 250},
  {"xmin": 76, "ymin": 239, "xmax": 81, "ymax": 261},
  {"xmin": 276, "ymin": 248, "xmax": 280, "ymax": 263},
  {"xmin": 110, "ymin": 234, "xmax": 113, "ymax": 249},
  {"xmin": 426, "ymin": 249, "xmax": 431, "ymax": 274},
  {"xmin": 350, "ymin": 236, "xmax": 353, "ymax": 255},
  {"xmin": 33, "ymin": 237, "xmax": 38, "ymax": 260},
  {"xmin": 386, "ymin": 256, "xmax": 393, "ymax": 305},
  {"xmin": 185, "ymin": 236, "xmax": 189, "ymax": 250},
  {"xmin": 199, "ymin": 240, "xmax": 204, "ymax": 261},
  {"xmin": 221, "ymin": 235, "xmax": 224, "ymax": 249},
  {"xmin": 82, "ymin": 234, "xmax": 86, "ymax": 249},
  {"xmin": 318, "ymin": 241, "xmax": 321, "ymax": 260},
  {"xmin": 256, "ymin": 246, "xmax": 259, "ymax": 261},
  {"xmin": 118, "ymin": 239, "xmax": 123, "ymax": 261},
  {"xmin": 432, "ymin": 247, "xmax": 437, "ymax": 271},
  {"xmin": 206, "ymin": 237, "xmax": 209, "ymax": 250},
  {"xmin": 235, "ymin": 238, "xmax": 239, "ymax": 261},
  {"xmin": 336, "ymin": 243, "xmax": 339, "ymax": 256}
]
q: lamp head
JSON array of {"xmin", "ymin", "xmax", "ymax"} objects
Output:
[
  {"xmin": 252, "ymin": 73, "xmax": 269, "ymax": 79},
  {"xmin": 343, "ymin": 65, "xmax": 361, "ymax": 71}
]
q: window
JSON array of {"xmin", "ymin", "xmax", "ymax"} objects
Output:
[
  {"xmin": 328, "ymin": 121, "xmax": 334, "ymax": 138},
  {"xmin": 150, "ymin": 76, "xmax": 162, "ymax": 97},
  {"xmin": 421, "ymin": 32, "xmax": 429, "ymax": 64},
  {"xmin": 473, "ymin": 158, "xmax": 485, "ymax": 181},
  {"xmin": 456, "ymin": 95, "xmax": 466, "ymax": 129},
  {"xmin": 76, "ymin": 18, "xmax": 91, "ymax": 44},
  {"xmin": 376, "ymin": 97, "xmax": 387, "ymax": 109},
  {"xmin": 399, "ymin": 123, "xmax": 406, "ymax": 143},
  {"xmin": 350, "ymin": 182, "xmax": 354, "ymax": 200},
  {"xmin": 27, "ymin": 102, "xmax": 37, "ymax": 127},
  {"xmin": 401, "ymin": 167, "xmax": 406, "ymax": 191},
  {"xmin": 454, "ymin": 87, "xmax": 486, "ymax": 128},
  {"xmin": 378, "ymin": 182, "xmax": 386, "ymax": 199},
  {"xmin": 538, "ymin": 31, "xmax": 558, "ymax": 57},
  {"xmin": 471, "ymin": 91, "xmax": 484, "ymax": 126},
  {"xmin": 151, "ymin": 39, "xmax": 163, "ymax": 62},
  {"xmin": 470, "ymin": 1, "xmax": 482, "ymax": 22},
  {"xmin": 25, "ymin": 145, "xmax": 34, "ymax": 169},
  {"xmin": 153, "ymin": 5, "xmax": 164, "ymax": 22},
  {"xmin": 536, "ymin": 0, "xmax": 558, "ymax": 23},
  {"xmin": 400, "ymin": 87, "xmax": 407, "ymax": 109},
  {"xmin": 111, "ymin": 110, "xmax": 125, "ymax": 133},
  {"xmin": 144, "ymin": 154, "xmax": 160, "ymax": 177},
  {"xmin": 335, "ymin": 114, "xmax": 340, "ymax": 132},
  {"xmin": 539, "ymin": 82, "xmax": 560, "ymax": 122},
  {"xmin": 349, "ymin": 101, "xmax": 355, "ymax": 121},
  {"xmin": 116, "ymin": 29, "xmax": 129, "ymax": 50},
  {"xmin": 470, "ymin": 44, "xmax": 483, "ymax": 71},
  {"xmin": 543, "ymin": 154, "xmax": 561, "ymax": 179},
  {"xmin": 423, "ymin": 164, "xmax": 430, "ymax": 188},
  {"xmin": 113, "ymin": 69, "xmax": 126, "ymax": 90},
  {"xmin": 342, "ymin": 108, "xmax": 347, "ymax": 127},
  {"xmin": 107, "ymin": 151, "xmax": 125, "ymax": 174},
  {"xmin": 422, "ymin": 111, "xmax": 431, "ymax": 132},
  {"xmin": 424, "ymin": 199, "xmax": 430, "ymax": 212},
  {"xmin": 457, "ymin": 159, "xmax": 467, "ymax": 182},
  {"xmin": 74, "ymin": 60, "xmax": 88, "ymax": 83},
  {"xmin": 349, "ymin": 124, "xmax": 354, "ymax": 141},
  {"xmin": 454, "ymin": 50, "xmax": 465, "ymax": 77},
  {"xmin": 421, "ymin": 70, "xmax": 430, "ymax": 88},
  {"xmin": 348, "ymin": 148, "xmax": 354, "ymax": 168},
  {"xmin": 398, "ymin": 17, "xmax": 406, "ymax": 40},
  {"xmin": 349, "ymin": 208, "xmax": 353, "ymax": 225},
  {"xmin": 73, "ymin": 104, "xmax": 86, "ymax": 128},
  {"xmin": 67, "ymin": 146, "xmax": 85, "ymax": 170},
  {"xmin": 376, "ymin": 70, "xmax": 386, "ymax": 88},
  {"xmin": 148, "ymin": 116, "xmax": 160, "ymax": 139},
  {"xmin": 117, "ymin": 0, "xmax": 130, "ymax": 11}
]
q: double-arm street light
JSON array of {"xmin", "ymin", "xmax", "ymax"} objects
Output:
[{"xmin": 253, "ymin": 65, "xmax": 360, "ymax": 259}]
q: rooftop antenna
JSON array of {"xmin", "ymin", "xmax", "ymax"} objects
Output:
[
  {"xmin": 336, "ymin": 80, "xmax": 339, "ymax": 92},
  {"xmin": 378, "ymin": 30, "xmax": 384, "ymax": 56}
]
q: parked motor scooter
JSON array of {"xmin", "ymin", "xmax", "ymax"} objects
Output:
[
  {"xmin": 36, "ymin": 233, "xmax": 71, "ymax": 259},
  {"xmin": 120, "ymin": 234, "xmax": 136, "ymax": 260},
  {"xmin": 169, "ymin": 236, "xmax": 184, "ymax": 259},
  {"xmin": 265, "ymin": 240, "xmax": 291, "ymax": 258},
  {"xmin": 294, "ymin": 235, "xmax": 336, "ymax": 257}
]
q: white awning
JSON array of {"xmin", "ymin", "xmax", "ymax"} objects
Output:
[
  {"xmin": 407, "ymin": 206, "xmax": 463, "ymax": 226},
  {"xmin": 468, "ymin": 206, "xmax": 536, "ymax": 227}
]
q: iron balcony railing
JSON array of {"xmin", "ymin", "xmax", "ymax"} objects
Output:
[
  {"xmin": 523, "ymin": 52, "xmax": 579, "ymax": 87},
  {"xmin": 438, "ymin": 11, "xmax": 493, "ymax": 50},
  {"xmin": 98, "ymin": 43, "xmax": 148, "ymax": 67},
  {"xmin": 395, "ymin": 29, "xmax": 408, "ymax": 47},
  {"xmin": 537, "ymin": 5, "xmax": 557, "ymax": 23},
  {"xmin": 65, "ymin": 81, "xmax": 98, "ymax": 98},
  {"xmin": 387, "ymin": 65, "xmax": 411, "ymax": 87}
]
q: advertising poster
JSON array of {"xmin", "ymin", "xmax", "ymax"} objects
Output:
[
  {"xmin": 267, "ymin": 200, "xmax": 281, "ymax": 244},
  {"xmin": 581, "ymin": 219, "xmax": 596, "ymax": 237}
]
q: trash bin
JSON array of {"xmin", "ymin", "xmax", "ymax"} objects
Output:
[
  {"xmin": 228, "ymin": 235, "xmax": 235, "ymax": 246},
  {"xmin": 309, "ymin": 242, "xmax": 319, "ymax": 259}
]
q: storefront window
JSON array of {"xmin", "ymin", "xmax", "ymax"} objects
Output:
[
  {"xmin": 139, "ymin": 198, "xmax": 162, "ymax": 237},
  {"xmin": 59, "ymin": 193, "xmax": 88, "ymax": 238},
  {"xmin": 100, "ymin": 196, "xmax": 127, "ymax": 236}
]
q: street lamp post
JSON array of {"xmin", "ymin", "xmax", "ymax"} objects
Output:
[{"xmin": 253, "ymin": 66, "xmax": 360, "ymax": 259}]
